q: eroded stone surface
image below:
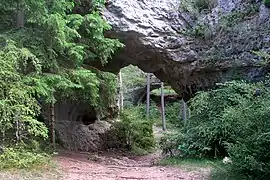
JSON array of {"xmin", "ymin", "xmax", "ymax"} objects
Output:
[
  {"xmin": 48, "ymin": 100, "xmax": 113, "ymax": 152},
  {"xmin": 93, "ymin": 0, "xmax": 270, "ymax": 97}
]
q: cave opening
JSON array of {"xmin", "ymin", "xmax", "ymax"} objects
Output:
[
  {"xmin": 80, "ymin": 109, "xmax": 97, "ymax": 125},
  {"xmin": 81, "ymin": 113, "xmax": 97, "ymax": 125}
]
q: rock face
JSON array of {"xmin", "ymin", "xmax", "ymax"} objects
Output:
[
  {"xmin": 99, "ymin": 0, "xmax": 270, "ymax": 98},
  {"xmin": 42, "ymin": 100, "xmax": 113, "ymax": 151}
]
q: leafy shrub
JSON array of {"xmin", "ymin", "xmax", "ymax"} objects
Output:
[
  {"xmin": 170, "ymin": 80, "xmax": 270, "ymax": 178},
  {"xmin": 0, "ymin": 142, "xmax": 51, "ymax": 169},
  {"xmin": 103, "ymin": 107, "xmax": 155, "ymax": 155},
  {"xmin": 159, "ymin": 131, "xmax": 183, "ymax": 157},
  {"xmin": 134, "ymin": 101, "xmax": 185, "ymax": 128},
  {"xmin": 224, "ymin": 100, "xmax": 270, "ymax": 179},
  {"xmin": 178, "ymin": 81, "xmax": 258, "ymax": 157},
  {"xmin": 0, "ymin": 0, "xmax": 122, "ymax": 152},
  {"xmin": 165, "ymin": 102, "xmax": 183, "ymax": 125}
]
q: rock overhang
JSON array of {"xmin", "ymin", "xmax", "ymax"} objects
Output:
[{"xmin": 87, "ymin": 0, "xmax": 270, "ymax": 97}]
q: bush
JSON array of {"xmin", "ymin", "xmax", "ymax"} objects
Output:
[
  {"xmin": 159, "ymin": 131, "xmax": 183, "ymax": 157},
  {"xmin": 166, "ymin": 80, "xmax": 270, "ymax": 178},
  {"xmin": 224, "ymin": 101, "xmax": 270, "ymax": 179},
  {"xmin": 165, "ymin": 102, "xmax": 183, "ymax": 125},
  {"xmin": 178, "ymin": 81, "xmax": 258, "ymax": 157},
  {"xmin": 0, "ymin": 142, "xmax": 51, "ymax": 169},
  {"xmin": 135, "ymin": 102, "xmax": 184, "ymax": 127},
  {"xmin": 103, "ymin": 107, "xmax": 155, "ymax": 155}
]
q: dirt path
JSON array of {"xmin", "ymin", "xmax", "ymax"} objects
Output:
[
  {"xmin": 54, "ymin": 151, "xmax": 210, "ymax": 180},
  {"xmin": 0, "ymin": 126, "xmax": 210, "ymax": 180}
]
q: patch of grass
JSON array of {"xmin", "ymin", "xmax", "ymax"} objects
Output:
[
  {"xmin": 151, "ymin": 86, "xmax": 178, "ymax": 96},
  {"xmin": 157, "ymin": 157, "xmax": 248, "ymax": 179},
  {"xmin": 0, "ymin": 141, "xmax": 58, "ymax": 170},
  {"xmin": 157, "ymin": 157, "xmax": 216, "ymax": 170},
  {"xmin": 0, "ymin": 147, "xmax": 52, "ymax": 169},
  {"xmin": 210, "ymin": 169, "xmax": 248, "ymax": 180},
  {"xmin": 0, "ymin": 160, "xmax": 61, "ymax": 180}
]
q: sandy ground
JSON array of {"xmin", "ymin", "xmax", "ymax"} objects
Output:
[
  {"xmin": 54, "ymin": 151, "xmax": 210, "ymax": 180},
  {"xmin": 0, "ymin": 126, "xmax": 210, "ymax": 180},
  {"xmin": 0, "ymin": 149, "xmax": 210, "ymax": 180}
]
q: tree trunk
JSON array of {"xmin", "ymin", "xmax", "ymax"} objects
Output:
[
  {"xmin": 50, "ymin": 103, "xmax": 56, "ymax": 149},
  {"xmin": 146, "ymin": 73, "xmax": 151, "ymax": 117},
  {"xmin": 118, "ymin": 70, "xmax": 124, "ymax": 112},
  {"xmin": 161, "ymin": 82, "xmax": 166, "ymax": 131},
  {"xmin": 182, "ymin": 99, "xmax": 187, "ymax": 126},
  {"xmin": 17, "ymin": 1, "xmax": 24, "ymax": 28},
  {"xmin": 15, "ymin": 112, "xmax": 21, "ymax": 142}
]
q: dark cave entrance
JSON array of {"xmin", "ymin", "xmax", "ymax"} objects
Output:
[
  {"xmin": 78, "ymin": 107, "xmax": 97, "ymax": 125},
  {"xmin": 81, "ymin": 113, "xmax": 97, "ymax": 125}
]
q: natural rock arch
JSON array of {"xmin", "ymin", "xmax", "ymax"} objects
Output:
[{"xmin": 85, "ymin": 0, "xmax": 270, "ymax": 96}]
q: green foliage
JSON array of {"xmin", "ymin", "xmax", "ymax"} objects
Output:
[
  {"xmin": 125, "ymin": 102, "xmax": 183, "ymax": 128},
  {"xmin": 142, "ymin": 101, "xmax": 183, "ymax": 127},
  {"xmin": 96, "ymin": 72, "xmax": 118, "ymax": 117},
  {"xmin": 0, "ymin": 0, "xmax": 122, "ymax": 170},
  {"xmin": 0, "ymin": 0, "xmax": 123, "ymax": 149},
  {"xmin": 159, "ymin": 131, "xmax": 183, "ymax": 157},
  {"xmin": 194, "ymin": 0, "xmax": 217, "ymax": 12},
  {"xmin": 121, "ymin": 65, "xmax": 146, "ymax": 91},
  {"xmin": 151, "ymin": 86, "xmax": 177, "ymax": 96},
  {"xmin": 210, "ymin": 169, "xmax": 248, "ymax": 180},
  {"xmin": 252, "ymin": 50, "xmax": 270, "ymax": 66},
  {"xmin": 158, "ymin": 156, "xmax": 213, "ymax": 168},
  {"xmin": 165, "ymin": 102, "xmax": 182, "ymax": 125},
  {"xmin": 179, "ymin": 0, "xmax": 217, "ymax": 13},
  {"xmin": 165, "ymin": 80, "xmax": 270, "ymax": 178},
  {"xmin": 0, "ymin": 40, "xmax": 48, "ymax": 142},
  {"xmin": 177, "ymin": 81, "xmax": 259, "ymax": 157},
  {"xmin": 223, "ymin": 99, "xmax": 270, "ymax": 179},
  {"xmin": 103, "ymin": 107, "xmax": 155, "ymax": 155},
  {"xmin": 0, "ymin": 142, "xmax": 51, "ymax": 169},
  {"xmin": 0, "ymin": 0, "xmax": 123, "ymax": 104},
  {"xmin": 264, "ymin": 0, "xmax": 270, "ymax": 8}
]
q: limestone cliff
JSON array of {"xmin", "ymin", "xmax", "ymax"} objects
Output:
[{"xmin": 88, "ymin": 0, "xmax": 270, "ymax": 98}]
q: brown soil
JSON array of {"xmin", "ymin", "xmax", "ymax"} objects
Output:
[
  {"xmin": 0, "ymin": 126, "xmax": 210, "ymax": 180},
  {"xmin": 54, "ymin": 150, "xmax": 210, "ymax": 180}
]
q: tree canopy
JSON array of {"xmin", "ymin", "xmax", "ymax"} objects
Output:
[{"xmin": 0, "ymin": 0, "xmax": 123, "ymax": 143}]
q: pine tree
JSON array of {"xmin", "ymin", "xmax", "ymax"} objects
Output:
[{"xmin": 0, "ymin": 0, "xmax": 123, "ymax": 145}]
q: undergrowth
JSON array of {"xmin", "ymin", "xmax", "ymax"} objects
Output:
[
  {"xmin": 159, "ymin": 80, "xmax": 270, "ymax": 179},
  {"xmin": 103, "ymin": 107, "xmax": 155, "ymax": 155},
  {"xmin": 0, "ymin": 141, "xmax": 53, "ymax": 169},
  {"xmin": 158, "ymin": 157, "xmax": 214, "ymax": 168}
]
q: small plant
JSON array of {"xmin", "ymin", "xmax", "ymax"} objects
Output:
[
  {"xmin": 194, "ymin": 0, "xmax": 217, "ymax": 12},
  {"xmin": 220, "ymin": 4, "xmax": 259, "ymax": 27}
]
